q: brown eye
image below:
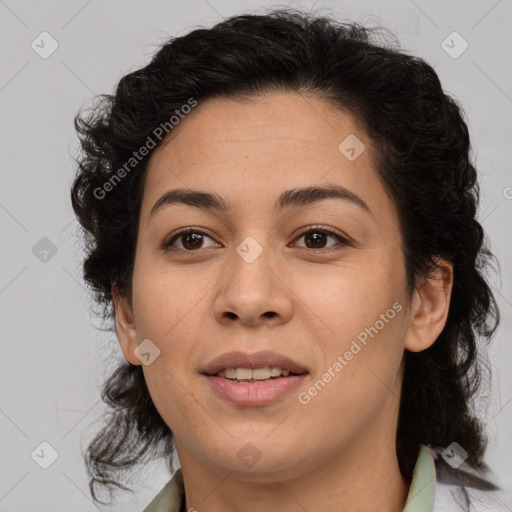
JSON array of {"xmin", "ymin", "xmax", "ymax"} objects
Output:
[
  {"xmin": 304, "ymin": 231, "xmax": 329, "ymax": 249},
  {"xmin": 163, "ymin": 229, "xmax": 218, "ymax": 252},
  {"xmin": 294, "ymin": 228, "xmax": 348, "ymax": 250},
  {"xmin": 179, "ymin": 232, "xmax": 205, "ymax": 250}
]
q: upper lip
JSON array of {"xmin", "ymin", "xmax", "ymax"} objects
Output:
[{"xmin": 201, "ymin": 350, "xmax": 309, "ymax": 376}]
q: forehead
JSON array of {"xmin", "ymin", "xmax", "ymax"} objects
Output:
[
  {"xmin": 140, "ymin": 92, "xmax": 396, "ymax": 228},
  {"xmin": 156, "ymin": 91, "xmax": 361, "ymax": 150}
]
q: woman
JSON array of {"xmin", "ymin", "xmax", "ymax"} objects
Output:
[{"xmin": 70, "ymin": 8, "xmax": 510, "ymax": 512}]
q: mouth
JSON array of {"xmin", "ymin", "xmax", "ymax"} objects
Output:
[
  {"xmin": 201, "ymin": 351, "xmax": 309, "ymax": 406},
  {"xmin": 201, "ymin": 350, "xmax": 309, "ymax": 379}
]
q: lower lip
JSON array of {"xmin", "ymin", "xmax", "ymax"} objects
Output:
[{"xmin": 205, "ymin": 374, "xmax": 307, "ymax": 406}]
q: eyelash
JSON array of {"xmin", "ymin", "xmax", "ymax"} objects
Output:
[{"xmin": 162, "ymin": 226, "xmax": 350, "ymax": 253}]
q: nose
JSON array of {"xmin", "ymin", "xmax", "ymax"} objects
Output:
[{"xmin": 212, "ymin": 237, "xmax": 294, "ymax": 328}]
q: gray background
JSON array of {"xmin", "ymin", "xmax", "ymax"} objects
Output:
[{"xmin": 0, "ymin": 0, "xmax": 511, "ymax": 510}]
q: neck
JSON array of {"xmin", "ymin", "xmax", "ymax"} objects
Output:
[{"xmin": 177, "ymin": 437, "xmax": 411, "ymax": 512}]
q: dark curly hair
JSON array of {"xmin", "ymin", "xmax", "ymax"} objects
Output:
[{"xmin": 70, "ymin": 6, "xmax": 501, "ymax": 506}]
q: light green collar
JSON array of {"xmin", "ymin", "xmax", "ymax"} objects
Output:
[
  {"xmin": 144, "ymin": 444, "xmax": 435, "ymax": 512},
  {"xmin": 143, "ymin": 469, "xmax": 184, "ymax": 512},
  {"xmin": 403, "ymin": 444, "xmax": 436, "ymax": 512}
]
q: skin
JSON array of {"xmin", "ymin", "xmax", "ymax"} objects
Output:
[{"xmin": 113, "ymin": 91, "xmax": 453, "ymax": 512}]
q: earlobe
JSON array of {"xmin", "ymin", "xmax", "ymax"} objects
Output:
[
  {"xmin": 111, "ymin": 285, "xmax": 141, "ymax": 366},
  {"xmin": 404, "ymin": 259, "xmax": 454, "ymax": 353}
]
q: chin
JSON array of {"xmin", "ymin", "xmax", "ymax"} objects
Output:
[{"xmin": 200, "ymin": 435, "xmax": 312, "ymax": 479}]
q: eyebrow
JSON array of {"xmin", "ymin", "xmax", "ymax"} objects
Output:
[{"xmin": 149, "ymin": 183, "xmax": 372, "ymax": 220}]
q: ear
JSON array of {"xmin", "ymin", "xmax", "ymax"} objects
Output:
[
  {"xmin": 112, "ymin": 285, "xmax": 141, "ymax": 366},
  {"xmin": 404, "ymin": 258, "xmax": 454, "ymax": 352}
]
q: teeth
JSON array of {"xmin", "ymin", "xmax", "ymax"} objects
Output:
[
  {"xmin": 216, "ymin": 366, "xmax": 293, "ymax": 380},
  {"xmin": 236, "ymin": 368, "xmax": 253, "ymax": 380},
  {"xmin": 269, "ymin": 366, "xmax": 281, "ymax": 377},
  {"xmin": 252, "ymin": 367, "xmax": 270, "ymax": 380}
]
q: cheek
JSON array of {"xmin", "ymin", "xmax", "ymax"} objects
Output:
[
  {"xmin": 133, "ymin": 278, "xmax": 209, "ymax": 428},
  {"xmin": 142, "ymin": 360, "xmax": 213, "ymax": 448},
  {"xmin": 132, "ymin": 263, "xmax": 207, "ymax": 342},
  {"xmin": 131, "ymin": 271, "xmax": 208, "ymax": 414},
  {"xmin": 301, "ymin": 254, "xmax": 405, "ymax": 342},
  {"xmin": 299, "ymin": 251, "xmax": 407, "ymax": 392},
  {"xmin": 298, "ymin": 309, "xmax": 406, "ymax": 444}
]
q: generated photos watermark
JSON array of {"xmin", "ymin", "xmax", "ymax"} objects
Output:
[
  {"xmin": 93, "ymin": 97, "xmax": 198, "ymax": 200},
  {"xmin": 298, "ymin": 301, "xmax": 403, "ymax": 404}
]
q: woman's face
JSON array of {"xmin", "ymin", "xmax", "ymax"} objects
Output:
[{"xmin": 114, "ymin": 91, "xmax": 447, "ymax": 481}]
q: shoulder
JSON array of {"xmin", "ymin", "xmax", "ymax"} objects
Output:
[{"xmin": 430, "ymin": 447, "xmax": 512, "ymax": 512}]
